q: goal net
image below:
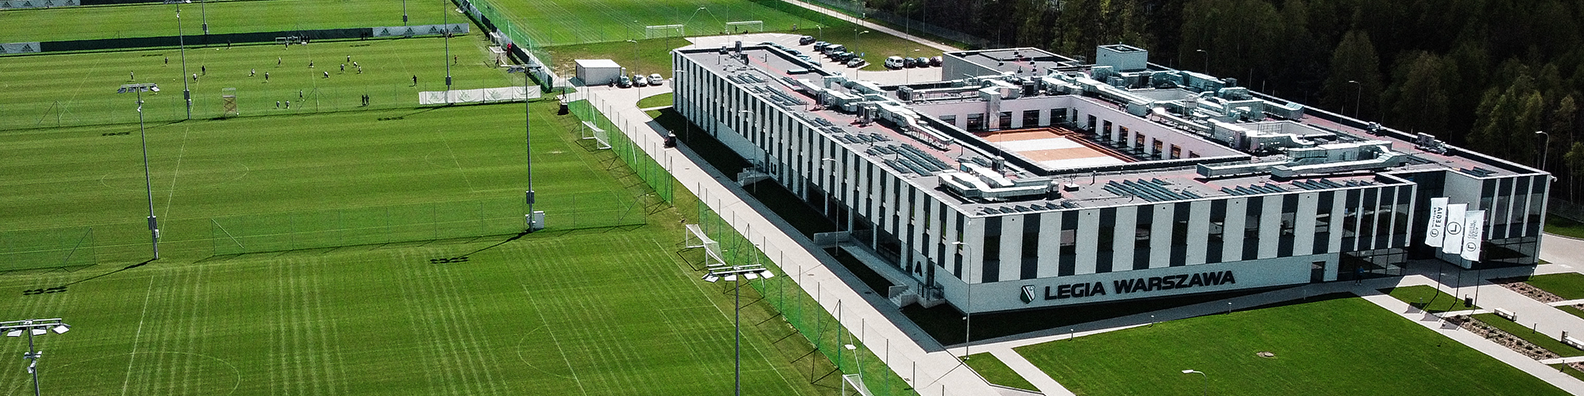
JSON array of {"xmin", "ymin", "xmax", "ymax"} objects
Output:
[
  {"xmin": 725, "ymin": 20, "xmax": 763, "ymax": 33},
  {"xmin": 581, "ymin": 121, "xmax": 612, "ymax": 150},
  {"xmin": 645, "ymin": 24, "xmax": 685, "ymax": 39},
  {"xmin": 683, "ymin": 224, "xmax": 725, "ymax": 268}
]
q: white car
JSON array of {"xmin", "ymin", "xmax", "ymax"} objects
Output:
[
  {"xmin": 649, "ymin": 73, "xmax": 663, "ymax": 86},
  {"xmin": 884, "ymin": 56, "xmax": 904, "ymax": 69},
  {"xmin": 634, "ymin": 75, "xmax": 648, "ymax": 87}
]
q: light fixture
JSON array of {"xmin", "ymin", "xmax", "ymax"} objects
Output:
[
  {"xmin": 5, "ymin": 330, "xmax": 20, "ymax": 338},
  {"xmin": 50, "ymin": 325, "xmax": 68, "ymax": 334}
]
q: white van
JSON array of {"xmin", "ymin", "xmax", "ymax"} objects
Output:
[{"xmin": 885, "ymin": 56, "xmax": 905, "ymax": 70}]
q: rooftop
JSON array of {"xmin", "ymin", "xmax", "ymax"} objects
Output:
[{"xmin": 677, "ymin": 44, "xmax": 1546, "ymax": 216}]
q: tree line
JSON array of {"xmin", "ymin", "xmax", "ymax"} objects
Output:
[{"xmin": 862, "ymin": 0, "xmax": 1584, "ymax": 201}]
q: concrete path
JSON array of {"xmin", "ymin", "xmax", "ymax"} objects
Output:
[{"xmin": 574, "ymin": 85, "xmax": 1000, "ymax": 395}]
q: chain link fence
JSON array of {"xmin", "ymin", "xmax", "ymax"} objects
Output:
[{"xmin": 0, "ymin": 226, "xmax": 97, "ymax": 272}]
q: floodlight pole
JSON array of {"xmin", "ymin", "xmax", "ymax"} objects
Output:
[
  {"xmin": 199, "ymin": 0, "xmax": 208, "ymax": 35},
  {"xmin": 703, "ymin": 266, "xmax": 772, "ymax": 396},
  {"xmin": 1182, "ymin": 369, "xmax": 1207, "ymax": 396},
  {"xmin": 2, "ymin": 319, "xmax": 70, "ymax": 396},
  {"xmin": 402, "ymin": 0, "xmax": 409, "ymax": 25},
  {"xmin": 520, "ymin": 68, "xmax": 536, "ymax": 231},
  {"xmin": 444, "ymin": 2, "xmax": 452, "ymax": 104},
  {"xmin": 137, "ymin": 88, "xmax": 159, "ymax": 259},
  {"xmin": 1347, "ymin": 80, "xmax": 1361, "ymax": 118},
  {"xmin": 177, "ymin": 5, "xmax": 191, "ymax": 120}
]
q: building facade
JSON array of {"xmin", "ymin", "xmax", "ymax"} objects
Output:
[{"xmin": 672, "ymin": 43, "xmax": 1549, "ymax": 313}]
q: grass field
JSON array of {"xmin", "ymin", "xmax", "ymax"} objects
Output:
[
  {"xmin": 1546, "ymin": 214, "xmax": 1584, "ymax": 240},
  {"xmin": 1, "ymin": 34, "xmax": 512, "ymax": 131},
  {"xmin": 1014, "ymin": 295, "xmax": 1568, "ymax": 396},
  {"xmin": 0, "ymin": 0, "xmax": 452, "ymax": 43},
  {"xmin": 1381, "ymin": 285, "xmax": 1476, "ymax": 313},
  {"xmin": 1471, "ymin": 313, "xmax": 1584, "ymax": 357},
  {"xmin": 478, "ymin": 0, "xmax": 816, "ymax": 47},
  {"xmin": 1523, "ymin": 273, "xmax": 1584, "ymax": 300},
  {"xmin": 961, "ymin": 353, "xmax": 1037, "ymax": 392}
]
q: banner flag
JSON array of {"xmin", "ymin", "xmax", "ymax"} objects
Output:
[
  {"xmin": 1442, "ymin": 204, "xmax": 1466, "ymax": 254},
  {"xmin": 1462, "ymin": 210, "xmax": 1485, "ymax": 261},
  {"xmin": 1426, "ymin": 197, "xmax": 1449, "ymax": 247}
]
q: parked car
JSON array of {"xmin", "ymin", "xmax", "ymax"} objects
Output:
[
  {"xmin": 799, "ymin": 35, "xmax": 816, "ymax": 45},
  {"xmin": 617, "ymin": 75, "xmax": 632, "ymax": 88},
  {"xmin": 649, "ymin": 73, "xmax": 663, "ymax": 86},
  {"xmin": 633, "ymin": 75, "xmax": 648, "ymax": 87},
  {"xmin": 903, "ymin": 57, "xmax": 917, "ymax": 68},
  {"xmin": 827, "ymin": 44, "xmax": 847, "ymax": 54},
  {"xmin": 885, "ymin": 56, "xmax": 904, "ymax": 69},
  {"xmin": 929, "ymin": 56, "xmax": 943, "ymax": 66},
  {"xmin": 846, "ymin": 58, "xmax": 866, "ymax": 68},
  {"xmin": 813, "ymin": 41, "xmax": 830, "ymax": 51},
  {"xmin": 915, "ymin": 57, "xmax": 931, "ymax": 67}
]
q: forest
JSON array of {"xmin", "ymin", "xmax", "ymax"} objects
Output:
[{"xmin": 860, "ymin": 0, "xmax": 1584, "ymax": 201}]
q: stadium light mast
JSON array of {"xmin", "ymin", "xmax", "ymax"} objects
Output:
[
  {"xmin": 177, "ymin": 5, "xmax": 191, "ymax": 120},
  {"xmin": 117, "ymin": 83, "xmax": 162, "ymax": 260},
  {"xmin": 2, "ymin": 319, "xmax": 72, "ymax": 396},
  {"xmin": 199, "ymin": 0, "xmax": 208, "ymax": 35},
  {"xmin": 508, "ymin": 65, "xmax": 539, "ymax": 231},
  {"xmin": 402, "ymin": 0, "xmax": 409, "ymax": 25},
  {"xmin": 702, "ymin": 265, "xmax": 774, "ymax": 396},
  {"xmin": 443, "ymin": 0, "xmax": 451, "ymax": 103},
  {"xmin": 1181, "ymin": 369, "xmax": 1208, "ymax": 396}
]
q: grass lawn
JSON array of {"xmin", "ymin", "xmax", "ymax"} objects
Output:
[
  {"xmin": 1553, "ymin": 364, "xmax": 1584, "ymax": 382},
  {"xmin": 637, "ymin": 92, "xmax": 674, "ymax": 108},
  {"xmin": 1560, "ymin": 305, "xmax": 1584, "ymax": 320},
  {"xmin": 1546, "ymin": 214, "xmax": 1584, "ymax": 240},
  {"xmin": 962, "ymin": 353, "xmax": 1038, "ymax": 391},
  {"xmin": 0, "ymin": 93, "xmax": 837, "ymax": 394},
  {"xmin": 1, "ymin": 34, "xmax": 513, "ymax": 131},
  {"xmin": 1014, "ymin": 296, "xmax": 1569, "ymax": 396},
  {"xmin": 1523, "ymin": 273, "xmax": 1584, "ymax": 300},
  {"xmin": 1381, "ymin": 285, "xmax": 1476, "ymax": 312},
  {"xmin": 1471, "ymin": 313, "xmax": 1584, "ymax": 357},
  {"xmin": 0, "ymin": 0, "xmax": 450, "ymax": 42},
  {"xmin": 479, "ymin": 0, "xmax": 818, "ymax": 47}
]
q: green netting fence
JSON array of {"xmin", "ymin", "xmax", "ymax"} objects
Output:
[
  {"xmin": 565, "ymin": 95, "xmax": 676, "ymax": 204},
  {"xmin": 0, "ymin": 226, "xmax": 97, "ymax": 272},
  {"xmin": 691, "ymin": 202, "xmax": 918, "ymax": 395},
  {"xmin": 454, "ymin": 0, "xmax": 555, "ymax": 91}
]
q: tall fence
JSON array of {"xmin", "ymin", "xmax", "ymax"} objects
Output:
[
  {"xmin": 564, "ymin": 91, "xmax": 676, "ymax": 204},
  {"xmin": 564, "ymin": 89, "xmax": 920, "ymax": 394},
  {"xmin": 452, "ymin": 0, "xmax": 557, "ymax": 91}
]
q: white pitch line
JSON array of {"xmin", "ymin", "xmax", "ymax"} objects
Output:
[
  {"xmin": 523, "ymin": 285, "xmax": 588, "ymax": 396},
  {"xmin": 161, "ymin": 126, "xmax": 193, "ymax": 220},
  {"xmin": 120, "ymin": 273, "xmax": 158, "ymax": 396}
]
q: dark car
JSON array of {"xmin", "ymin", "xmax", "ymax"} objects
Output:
[
  {"xmin": 903, "ymin": 57, "xmax": 917, "ymax": 68},
  {"xmin": 813, "ymin": 41, "xmax": 830, "ymax": 51},
  {"xmin": 915, "ymin": 57, "xmax": 931, "ymax": 67},
  {"xmin": 929, "ymin": 56, "xmax": 943, "ymax": 66},
  {"xmin": 616, "ymin": 75, "xmax": 632, "ymax": 88},
  {"xmin": 799, "ymin": 35, "xmax": 815, "ymax": 45}
]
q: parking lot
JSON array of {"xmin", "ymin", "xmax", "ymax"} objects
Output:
[{"xmin": 683, "ymin": 33, "xmax": 944, "ymax": 86}]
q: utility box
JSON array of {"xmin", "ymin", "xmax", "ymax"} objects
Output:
[
  {"xmin": 1095, "ymin": 44, "xmax": 1148, "ymax": 72},
  {"xmin": 575, "ymin": 59, "xmax": 622, "ymax": 86}
]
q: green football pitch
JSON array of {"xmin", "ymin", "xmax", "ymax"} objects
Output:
[
  {"xmin": 0, "ymin": 0, "xmax": 453, "ymax": 43},
  {"xmin": 479, "ymin": 0, "xmax": 819, "ymax": 46},
  {"xmin": 1, "ymin": 34, "xmax": 512, "ymax": 131},
  {"xmin": 1013, "ymin": 295, "xmax": 1568, "ymax": 396}
]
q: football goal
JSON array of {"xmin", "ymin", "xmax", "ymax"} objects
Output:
[
  {"xmin": 580, "ymin": 121, "xmax": 612, "ymax": 150},
  {"xmin": 645, "ymin": 24, "xmax": 685, "ymax": 39},
  {"xmin": 725, "ymin": 20, "xmax": 763, "ymax": 34}
]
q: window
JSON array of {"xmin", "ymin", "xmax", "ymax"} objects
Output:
[
  {"xmin": 998, "ymin": 111, "xmax": 1013, "ymax": 129},
  {"xmin": 1023, "ymin": 110, "xmax": 1041, "ymax": 127},
  {"xmin": 1170, "ymin": 144, "xmax": 1181, "ymax": 159},
  {"xmin": 1152, "ymin": 139, "xmax": 1164, "ymax": 158},
  {"xmin": 966, "ymin": 113, "xmax": 986, "ymax": 131},
  {"xmin": 940, "ymin": 114, "xmax": 957, "ymax": 126},
  {"xmin": 1118, "ymin": 126, "xmax": 1130, "ymax": 144}
]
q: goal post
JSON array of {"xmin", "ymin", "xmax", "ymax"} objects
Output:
[
  {"xmin": 644, "ymin": 24, "xmax": 685, "ymax": 39},
  {"xmin": 725, "ymin": 20, "xmax": 763, "ymax": 34},
  {"xmin": 580, "ymin": 121, "xmax": 612, "ymax": 150}
]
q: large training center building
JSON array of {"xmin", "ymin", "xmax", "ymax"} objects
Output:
[{"xmin": 670, "ymin": 43, "xmax": 1550, "ymax": 313}]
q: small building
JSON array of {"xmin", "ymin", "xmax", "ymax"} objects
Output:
[{"xmin": 575, "ymin": 59, "xmax": 622, "ymax": 86}]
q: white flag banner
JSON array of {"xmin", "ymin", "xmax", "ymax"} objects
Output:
[
  {"xmin": 1425, "ymin": 197, "xmax": 1449, "ymax": 247},
  {"xmin": 1462, "ymin": 210, "xmax": 1485, "ymax": 261},
  {"xmin": 1442, "ymin": 204, "xmax": 1467, "ymax": 255}
]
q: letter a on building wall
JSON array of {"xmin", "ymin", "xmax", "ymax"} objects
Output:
[
  {"xmin": 1426, "ymin": 197, "xmax": 1448, "ymax": 247},
  {"xmin": 1461, "ymin": 210, "xmax": 1485, "ymax": 261},
  {"xmin": 1442, "ymin": 203, "xmax": 1467, "ymax": 255}
]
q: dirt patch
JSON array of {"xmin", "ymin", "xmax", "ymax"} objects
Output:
[{"xmin": 1494, "ymin": 278, "xmax": 1565, "ymax": 303}]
